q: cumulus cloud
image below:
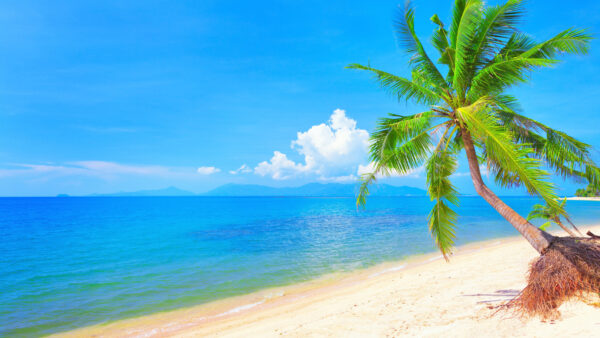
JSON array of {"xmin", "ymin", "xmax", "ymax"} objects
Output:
[
  {"xmin": 229, "ymin": 164, "xmax": 252, "ymax": 175},
  {"xmin": 357, "ymin": 162, "xmax": 377, "ymax": 176},
  {"xmin": 254, "ymin": 109, "xmax": 369, "ymax": 181},
  {"xmin": 255, "ymin": 151, "xmax": 308, "ymax": 180},
  {"xmin": 197, "ymin": 166, "xmax": 221, "ymax": 175}
]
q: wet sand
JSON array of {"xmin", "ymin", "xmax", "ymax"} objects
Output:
[{"xmin": 54, "ymin": 225, "xmax": 600, "ymax": 337}]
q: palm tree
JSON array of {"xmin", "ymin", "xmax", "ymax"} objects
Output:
[
  {"xmin": 527, "ymin": 198, "xmax": 582, "ymax": 237},
  {"xmin": 575, "ymin": 183, "xmax": 600, "ymax": 197},
  {"xmin": 349, "ymin": 0, "xmax": 599, "ymax": 259}
]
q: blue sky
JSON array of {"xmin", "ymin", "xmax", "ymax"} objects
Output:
[{"xmin": 1, "ymin": 0, "xmax": 599, "ymax": 196}]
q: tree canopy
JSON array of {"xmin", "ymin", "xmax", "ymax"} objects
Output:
[{"xmin": 350, "ymin": 0, "xmax": 597, "ymax": 258}]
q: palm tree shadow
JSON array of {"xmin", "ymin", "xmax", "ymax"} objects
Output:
[{"xmin": 462, "ymin": 289, "xmax": 520, "ymax": 304}]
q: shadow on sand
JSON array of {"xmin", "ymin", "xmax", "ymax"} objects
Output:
[{"xmin": 462, "ymin": 289, "xmax": 520, "ymax": 304}]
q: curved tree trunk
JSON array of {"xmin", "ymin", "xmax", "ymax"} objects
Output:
[
  {"xmin": 565, "ymin": 216, "xmax": 584, "ymax": 236},
  {"xmin": 553, "ymin": 217, "xmax": 577, "ymax": 237},
  {"xmin": 460, "ymin": 128, "xmax": 555, "ymax": 253}
]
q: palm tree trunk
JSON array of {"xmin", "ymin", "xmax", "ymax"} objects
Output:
[
  {"xmin": 460, "ymin": 128, "xmax": 555, "ymax": 253},
  {"xmin": 564, "ymin": 216, "xmax": 584, "ymax": 236},
  {"xmin": 553, "ymin": 217, "xmax": 576, "ymax": 237}
]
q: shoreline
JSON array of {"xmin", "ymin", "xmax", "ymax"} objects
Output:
[
  {"xmin": 565, "ymin": 196, "xmax": 600, "ymax": 201},
  {"xmin": 53, "ymin": 224, "xmax": 600, "ymax": 337}
]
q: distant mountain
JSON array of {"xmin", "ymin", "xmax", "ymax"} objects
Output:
[
  {"xmin": 90, "ymin": 186, "xmax": 195, "ymax": 197},
  {"xmin": 85, "ymin": 183, "xmax": 426, "ymax": 197},
  {"xmin": 202, "ymin": 183, "xmax": 426, "ymax": 197}
]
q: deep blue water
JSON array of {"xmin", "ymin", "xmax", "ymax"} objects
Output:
[{"xmin": 2, "ymin": 196, "xmax": 600, "ymax": 336}]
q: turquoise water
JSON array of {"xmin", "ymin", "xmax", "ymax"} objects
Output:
[{"xmin": 2, "ymin": 196, "xmax": 600, "ymax": 336}]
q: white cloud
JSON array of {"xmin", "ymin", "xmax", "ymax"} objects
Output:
[
  {"xmin": 74, "ymin": 161, "xmax": 170, "ymax": 175},
  {"xmin": 480, "ymin": 165, "xmax": 489, "ymax": 177},
  {"xmin": 0, "ymin": 161, "xmax": 173, "ymax": 177},
  {"xmin": 0, "ymin": 164, "xmax": 85, "ymax": 178},
  {"xmin": 255, "ymin": 151, "xmax": 307, "ymax": 180},
  {"xmin": 452, "ymin": 165, "xmax": 488, "ymax": 178},
  {"xmin": 357, "ymin": 162, "xmax": 376, "ymax": 176},
  {"xmin": 0, "ymin": 161, "xmax": 205, "ymax": 180},
  {"xmin": 293, "ymin": 109, "xmax": 369, "ymax": 175},
  {"xmin": 197, "ymin": 166, "xmax": 221, "ymax": 175},
  {"xmin": 229, "ymin": 164, "xmax": 252, "ymax": 175},
  {"xmin": 254, "ymin": 109, "xmax": 369, "ymax": 181}
]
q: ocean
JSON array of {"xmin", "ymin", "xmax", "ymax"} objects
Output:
[{"xmin": 2, "ymin": 196, "xmax": 600, "ymax": 336}]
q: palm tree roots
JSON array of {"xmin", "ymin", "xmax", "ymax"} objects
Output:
[{"xmin": 509, "ymin": 236, "xmax": 600, "ymax": 318}]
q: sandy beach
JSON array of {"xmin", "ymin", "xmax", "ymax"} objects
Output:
[
  {"xmin": 565, "ymin": 197, "xmax": 600, "ymax": 202},
  {"xmin": 54, "ymin": 225, "xmax": 600, "ymax": 338}
]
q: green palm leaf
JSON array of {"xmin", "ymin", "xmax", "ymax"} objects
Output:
[
  {"xmin": 456, "ymin": 100, "xmax": 560, "ymax": 211},
  {"xmin": 357, "ymin": 112, "xmax": 435, "ymax": 207},
  {"xmin": 468, "ymin": 56, "xmax": 557, "ymax": 101},
  {"xmin": 496, "ymin": 32, "xmax": 536, "ymax": 58},
  {"xmin": 452, "ymin": 0, "xmax": 483, "ymax": 99},
  {"xmin": 521, "ymin": 28, "xmax": 592, "ymax": 59},
  {"xmin": 346, "ymin": 64, "xmax": 442, "ymax": 105},
  {"xmin": 395, "ymin": 2, "xmax": 448, "ymax": 90},
  {"xmin": 460, "ymin": 0, "xmax": 525, "ymax": 92},
  {"xmin": 426, "ymin": 149, "xmax": 459, "ymax": 259},
  {"xmin": 496, "ymin": 109, "xmax": 600, "ymax": 185}
]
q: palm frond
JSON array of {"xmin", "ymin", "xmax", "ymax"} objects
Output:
[
  {"xmin": 539, "ymin": 221, "xmax": 551, "ymax": 231},
  {"xmin": 526, "ymin": 198, "xmax": 579, "ymax": 234},
  {"xmin": 453, "ymin": 0, "xmax": 526, "ymax": 95},
  {"xmin": 449, "ymin": 0, "xmax": 468, "ymax": 49},
  {"xmin": 357, "ymin": 171, "xmax": 377, "ymax": 208},
  {"xmin": 430, "ymin": 14, "xmax": 450, "ymax": 56},
  {"xmin": 346, "ymin": 64, "xmax": 442, "ymax": 105},
  {"xmin": 369, "ymin": 113, "xmax": 434, "ymax": 175},
  {"xmin": 496, "ymin": 110, "xmax": 600, "ymax": 184},
  {"xmin": 468, "ymin": 56, "xmax": 557, "ymax": 101},
  {"xmin": 496, "ymin": 32, "xmax": 536, "ymax": 58},
  {"xmin": 395, "ymin": 2, "xmax": 449, "ymax": 90},
  {"xmin": 490, "ymin": 94, "xmax": 522, "ymax": 113},
  {"xmin": 527, "ymin": 203, "xmax": 551, "ymax": 221},
  {"xmin": 521, "ymin": 28, "xmax": 592, "ymax": 59},
  {"xmin": 426, "ymin": 149, "xmax": 459, "ymax": 259},
  {"xmin": 456, "ymin": 101, "xmax": 560, "ymax": 211},
  {"xmin": 452, "ymin": 0, "xmax": 483, "ymax": 99},
  {"xmin": 469, "ymin": 0, "xmax": 524, "ymax": 70},
  {"xmin": 357, "ymin": 112, "xmax": 436, "ymax": 208},
  {"xmin": 430, "ymin": 13, "xmax": 455, "ymax": 80}
]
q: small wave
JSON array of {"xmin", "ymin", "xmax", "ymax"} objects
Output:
[
  {"xmin": 214, "ymin": 300, "xmax": 266, "ymax": 318},
  {"xmin": 369, "ymin": 264, "xmax": 406, "ymax": 278},
  {"xmin": 264, "ymin": 291, "xmax": 285, "ymax": 299},
  {"xmin": 426, "ymin": 255, "xmax": 443, "ymax": 262},
  {"xmin": 130, "ymin": 299, "xmax": 267, "ymax": 337}
]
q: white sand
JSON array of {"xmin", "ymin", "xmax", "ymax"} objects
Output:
[
  {"xmin": 565, "ymin": 197, "xmax": 600, "ymax": 201},
  {"xmin": 55, "ymin": 225, "xmax": 600, "ymax": 338}
]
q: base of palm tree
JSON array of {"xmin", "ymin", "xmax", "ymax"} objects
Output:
[{"xmin": 508, "ymin": 236, "xmax": 600, "ymax": 318}]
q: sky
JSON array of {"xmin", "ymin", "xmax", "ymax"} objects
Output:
[{"xmin": 1, "ymin": 0, "xmax": 600, "ymax": 196}]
